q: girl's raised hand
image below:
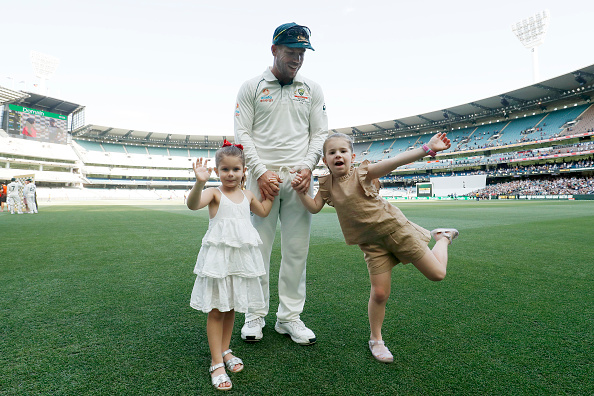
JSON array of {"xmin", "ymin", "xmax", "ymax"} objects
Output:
[
  {"xmin": 428, "ymin": 132, "xmax": 451, "ymax": 152},
  {"xmin": 192, "ymin": 158, "xmax": 212, "ymax": 182}
]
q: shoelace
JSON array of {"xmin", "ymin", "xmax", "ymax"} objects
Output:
[
  {"xmin": 246, "ymin": 318, "xmax": 262, "ymax": 327},
  {"xmin": 291, "ymin": 320, "xmax": 306, "ymax": 330}
]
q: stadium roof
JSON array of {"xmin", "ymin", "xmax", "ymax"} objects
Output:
[
  {"xmin": 71, "ymin": 63, "xmax": 594, "ymax": 146},
  {"xmin": 72, "ymin": 124, "xmax": 231, "ymax": 148},
  {"xmin": 332, "ymin": 64, "xmax": 594, "ymax": 140},
  {"xmin": 16, "ymin": 92, "xmax": 85, "ymax": 116},
  {"xmin": 0, "ymin": 86, "xmax": 30, "ymax": 105}
]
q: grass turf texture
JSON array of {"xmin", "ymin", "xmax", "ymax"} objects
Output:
[{"xmin": 0, "ymin": 201, "xmax": 592, "ymax": 395}]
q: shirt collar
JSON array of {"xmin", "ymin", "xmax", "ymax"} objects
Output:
[{"xmin": 263, "ymin": 67, "xmax": 303, "ymax": 84}]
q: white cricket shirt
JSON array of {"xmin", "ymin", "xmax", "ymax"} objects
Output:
[{"xmin": 234, "ymin": 68, "xmax": 328, "ymax": 180}]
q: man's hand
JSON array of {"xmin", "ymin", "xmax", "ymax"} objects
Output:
[
  {"xmin": 290, "ymin": 168, "xmax": 312, "ymax": 194},
  {"xmin": 258, "ymin": 170, "xmax": 281, "ymax": 200}
]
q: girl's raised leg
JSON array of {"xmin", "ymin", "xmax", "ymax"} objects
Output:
[{"xmin": 412, "ymin": 228, "xmax": 458, "ymax": 281}]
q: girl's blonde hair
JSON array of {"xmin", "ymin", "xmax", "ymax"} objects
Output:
[{"xmin": 323, "ymin": 133, "xmax": 354, "ymax": 156}]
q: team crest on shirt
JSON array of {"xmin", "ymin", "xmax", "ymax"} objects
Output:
[
  {"xmin": 235, "ymin": 102, "xmax": 240, "ymax": 117},
  {"xmin": 260, "ymin": 88, "xmax": 273, "ymax": 103},
  {"xmin": 292, "ymin": 87, "xmax": 310, "ymax": 104}
]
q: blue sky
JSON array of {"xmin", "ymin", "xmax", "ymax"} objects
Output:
[{"xmin": 2, "ymin": 0, "xmax": 593, "ymax": 136}]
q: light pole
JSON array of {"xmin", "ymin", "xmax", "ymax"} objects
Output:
[
  {"xmin": 512, "ymin": 10, "xmax": 550, "ymax": 83},
  {"xmin": 30, "ymin": 50, "xmax": 60, "ymax": 95}
]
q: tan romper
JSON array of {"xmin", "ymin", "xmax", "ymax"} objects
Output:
[{"xmin": 318, "ymin": 161, "xmax": 430, "ymax": 274}]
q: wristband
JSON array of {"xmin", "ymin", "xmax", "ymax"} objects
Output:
[{"xmin": 422, "ymin": 144, "xmax": 437, "ymax": 158}]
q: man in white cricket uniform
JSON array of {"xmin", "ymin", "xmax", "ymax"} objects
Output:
[
  {"xmin": 7, "ymin": 178, "xmax": 23, "ymax": 215},
  {"xmin": 234, "ymin": 23, "xmax": 327, "ymax": 345},
  {"xmin": 24, "ymin": 179, "xmax": 38, "ymax": 214}
]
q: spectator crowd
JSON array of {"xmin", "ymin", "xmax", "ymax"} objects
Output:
[{"xmin": 470, "ymin": 176, "xmax": 594, "ymax": 198}]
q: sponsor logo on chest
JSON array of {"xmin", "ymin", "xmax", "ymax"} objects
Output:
[
  {"xmin": 292, "ymin": 87, "xmax": 310, "ymax": 104},
  {"xmin": 260, "ymin": 88, "xmax": 273, "ymax": 103}
]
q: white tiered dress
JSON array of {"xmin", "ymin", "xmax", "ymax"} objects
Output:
[{"xmin": 190, "ymin": 188, "xmax": 266, "ymax": 313}]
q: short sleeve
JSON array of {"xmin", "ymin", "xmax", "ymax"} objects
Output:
[
  {"xmin": 317, "ymin": 174, "xmax": 334, "ymax": 207},
  {"xmin": 357, "ymin": 160, "xmax": 380, "ymax": 198}
]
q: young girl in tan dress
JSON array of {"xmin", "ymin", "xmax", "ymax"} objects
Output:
[{"xmin": 292, "ymin": 132, "xmax": 458, "ymax": 363}]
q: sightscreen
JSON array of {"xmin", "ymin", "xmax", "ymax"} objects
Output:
[{"xmin": 430, "ymin": 174, "xmax": 487, "ymax": 197}]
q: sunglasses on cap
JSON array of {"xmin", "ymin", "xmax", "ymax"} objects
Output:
[{"xmin": 273, "ymin": 25, "xmax": 311, "ymax": 43}]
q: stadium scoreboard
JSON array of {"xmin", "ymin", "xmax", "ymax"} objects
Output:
[
  {"xmin": 3, "ymin": 104, "xmax": 68, "ymax": 144},
  {"xmin": 416, "ymin": 182, "xmax": 433, "ymax": 197}
]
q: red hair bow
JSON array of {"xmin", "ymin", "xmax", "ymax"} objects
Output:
[{"xmin": 222, "ymin": 139, "xmax": 243, "ymax": 151}]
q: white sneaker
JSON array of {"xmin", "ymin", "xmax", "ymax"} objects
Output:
[
  {"xmin": 241, "ymin": 317, "xmax": 265, "ymax": 342},
  {"xmin": 275, "ymin": 320, "xmax": 316, "ymax": 345}
]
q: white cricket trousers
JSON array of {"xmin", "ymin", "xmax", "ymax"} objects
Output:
[
  {"xmin": 7, "ymin": 195, "xmax": 22, "ymax": 214},
  {"xmin": 25, "ymin": 195, "xmax": 37, "ymax": 213},
  {"xmin": 245, "ymin": 168, "xmax": 312, "ymax": 322}
]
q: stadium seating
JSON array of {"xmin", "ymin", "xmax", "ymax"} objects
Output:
[
  {"xmin": 169, "ymin": 147, "xmax": 190, "ymax": 157},
  {"xmin": 497, "ymin": 114, "xmax": 545, "ymax": 145},
  {"xmin": 365, "ymin": 139, "xmax": 393, "ymax": 162},
  {"xmin": 147, "ymin": 147, "xmax": 169, "ymax": 156},
  {"xmin": 570, "ymin": 104, "xmax": 594, "ymax": 135},
  {"xmin": 3, "ymin": 93, "xmax": 592, "ymax": 201},
  {"xmin": 101, "ymin": 142, "xmax": 126, "ymax": 153},
  {"xmin": 0, "ymin": 136, "xmax": 84, "ymax": 185},
  {"xmin": 387, "ymin": 137, "xmax": 414, "ymax": 156},
  {"xmin": 74, "ymin": 139, "xmax": 104, "ymax": 152},
  {"xmin": 189, "ymin": 148, "xmax": 211, "ymax": 158},
  {"xmin": 353, "ymin": 141, "xmax": 371, "ymax": 159},
  {"xmin": 125, "ymin": 145, "xmax": 149, "ymax": 155}
]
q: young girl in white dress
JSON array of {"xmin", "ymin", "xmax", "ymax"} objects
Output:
[{"xmin": 187, "ymin": 142, "xmax": 274, "ymax": 391}]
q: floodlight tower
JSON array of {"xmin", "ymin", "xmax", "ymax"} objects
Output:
[
  {"xmin": 30, "ymin": 50, "xmax": 60, "ymax": 94},
  {"xmin": 512, "ymin": 10, "xmax": 550, "ymax": 83}
]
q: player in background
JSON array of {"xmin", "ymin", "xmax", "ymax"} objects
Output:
[
  {"xmin": 22, "ymin": 118, "xmax": 38, "ymax": 139},
  {"xmin": 7, "ymin": 178, "xmax": 23, "ymax": 215},
  {"xmin": 24, "ymin": 179, "xmax": 38, "ymax": 214},
  {"xmin": 0, "ymin": 183, "xmax": 6, "ymax": 212}
]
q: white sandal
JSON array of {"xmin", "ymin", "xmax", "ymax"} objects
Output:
[
  {"xmin": 430, "ymin": 228, "xmax": 459, "ymax": 244},
  {"xmin": 209, "ymin": 362, "xmax": 232, "ymax": 391},
  {"xmin": 369, "ymin": 340, "xmax": 394, "ymax": 363},
  {"xmin": 222, "ymin": 349, "xmax": 244, "ymax": 373}
]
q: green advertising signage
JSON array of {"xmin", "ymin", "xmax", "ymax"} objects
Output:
[{"xmin": 8, "ymin": 104, "xmax": 67, "ymax": 120}]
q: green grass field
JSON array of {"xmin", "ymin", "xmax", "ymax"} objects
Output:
[{"xmin": 1, "ymin": 200, "xmax": 592, "ymax": 395}]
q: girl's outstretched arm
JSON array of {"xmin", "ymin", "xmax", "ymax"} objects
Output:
[
  {"xmin": 366, "ymin": 132, "xmax": 451, "ymax": 180},
  {"xmin": 246, "ymin": 190, "xmax": 274, "ymax": 217},
  {"xmin": 187, "ymin": 158, "xmax": 215, "ymax": 210}
]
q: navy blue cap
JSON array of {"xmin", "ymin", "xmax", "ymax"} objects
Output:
[{"xmin": 272, "ymin": 23, "xmax": 314, "ymax": 51}]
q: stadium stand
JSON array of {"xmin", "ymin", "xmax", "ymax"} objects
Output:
[
  {"xmin": 189, "ymin": 148, "xmax": 211, "ymax": 158},
  {"xmin": 169, "ymin": 147, "xmax": 190, "ymax": 157},
  {"xmin": 2, "ymin": 63, "xmax": 594, "ymax": 201},
  {"xmin": 75, "ymin": 139, "xmax": 104, "ymax": 152},
  {"xmin": 102, "ymin": 142, "xmax": 127, "ymax": 153},
  {"xmin": 147, "ymin": 146, "xmax": 169, "ymax": 156},
  {"xmin": 125, "ymin": 145, "xmax": 149, "ymax": 155}
]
